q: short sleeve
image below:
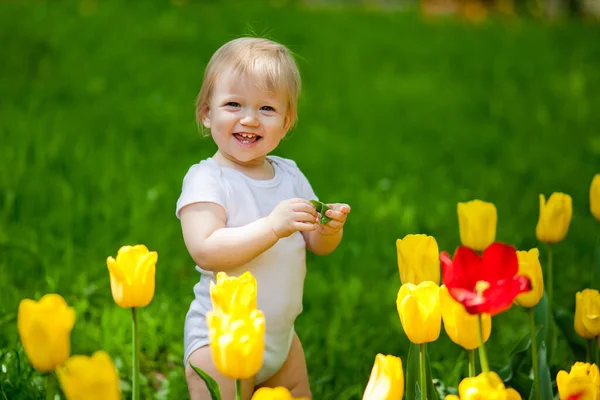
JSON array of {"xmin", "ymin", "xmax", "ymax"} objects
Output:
[
  {"xmin": 269, "ymin": 156, "xmax": 319, "ymax": 202},
  {"xmin": 296, "ymin": 167, "xmax": 318, "ymax": 202},
  {"xmin": 175, "ymin": 160, "xmax": 227, "ymax": 219}
]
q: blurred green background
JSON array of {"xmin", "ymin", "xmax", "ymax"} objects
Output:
[{"xmin": 1, "ymin": 0, "xmax": 599, "ymax": 399}]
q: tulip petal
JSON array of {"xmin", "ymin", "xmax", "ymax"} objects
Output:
[
  {"xmin": 17, "ymin": 295, "xmax": 75, "ymax": 372},
  {"xmin": 505, "ymin": 388, "xmax": 523, "ymax": 400},
  {"xmin": 443, "ymin": 247, "xmax": 481, "ymax": 290},
  {"xmin": 591, "ymin": 174, "xmax": 600, "ymax": 221},
  {"xmin": 107, "ymin": 256, "xmax": 129, "ymax": 286},
  {"xmin": 472, "ymin": 275, "xmax": 531, "ymax": 315},
  {"xmin": 481, "ymin": 242, "xmax": 519, "ymax": 282},
  {"xmin": 57, "ymin": 351, "xmax": 121, "ymax": 400},
  {"xmin": 362, "ymin": 354, "xmax": 404, "ymax": 400},
  {"xmin": 449, "ymin": 287, "xmax": 486, "ymax": 315},
  {"xmin": 136, "ymin": 251, "xmax": 158, "ymax": 285}
]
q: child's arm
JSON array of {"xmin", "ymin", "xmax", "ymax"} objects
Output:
[
  {"xmin": 180, "ymin": 198, "xmax": 318, "ymax": 271},
  {"xmin": 303, "ymin": 203, "xmax": 351, "ymax": 256}
]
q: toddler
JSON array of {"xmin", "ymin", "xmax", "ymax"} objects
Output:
[{"xmin": 176, "ymin": 37, "xmax": 351, "ymax": 400}]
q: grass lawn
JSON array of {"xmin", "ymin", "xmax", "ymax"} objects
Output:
[{"xmin": 1, "ymin": 1, "xmax": 599, "ymax": 398}]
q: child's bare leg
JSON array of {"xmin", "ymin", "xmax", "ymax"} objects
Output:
[
  {"xmin": 185, "ymin": 346, "xmax": 255, "ymax": 400},
  {"xmin": 256, "ymin": 333, "xmax": 312, "ymax": 399}
]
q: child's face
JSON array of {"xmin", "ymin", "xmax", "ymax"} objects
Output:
[{"xmin": 202, "ymin": 67, "xmax": 291, "ymax": 166}]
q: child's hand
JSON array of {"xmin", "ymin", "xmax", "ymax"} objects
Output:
[
  {"xmin": 267, "ymin": 198, "xmax": 319, "ymax": 238},
  {"xmin": 318, "ymin": 203, "xmax": 351, "ymax": 235}
]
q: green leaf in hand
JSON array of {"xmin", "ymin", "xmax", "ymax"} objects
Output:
[
  {"xmin": 189, "ymin": 362, "xmax": 222, "ymax": 400},
  {"xmin": 310, "ymin": 200, "xmax": 332, "ymax": 225}
]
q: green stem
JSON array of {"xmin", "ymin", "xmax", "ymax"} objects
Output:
[
  {"xmin": 468, "ymin": 349, "xmax": 475, "ymax": 377},
  {"xmin": 132, "ymin": 307, "xmax": 140, "ymax": 400},
  {"xmin": 529, "ymin": 308, "xmax": 541, "ymax": 400},
  {"xmin": 420, "ymin": 343, "xmax": 427, "ymax": 400},
  {"xmin": 587, "ymin": 339, "xmax": 593, "ymax": 363},
  {"xmin": 235, "ymin": 379, "xmax": 242, "ymax": 400},
  {"xmin": 545, "ymin": 243, "xmax": 554, "ymax": 366},
  {"xmin": 594, "ymin": 338, "xmax": 599, "ymax": 367},
  {"xmin": 477, "ymin": 314, "xmax": 490, "ymax": 373},
  {"xmin": 46, "ymin": 372, "xmax": 55, "ymax": 400}
]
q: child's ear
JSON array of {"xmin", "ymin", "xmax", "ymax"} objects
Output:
[
  {"xmin": 282, "ymin": 114, "xmax": 292, "ymax": 136},
  {"xmin": 201, "ymin": 106, "xmax": 211, "ymax": 129}
]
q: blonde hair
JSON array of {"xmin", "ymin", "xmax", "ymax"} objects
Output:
[{"xmin": 196, "ymin": 37, "xmax": 302, "ymax": 134}]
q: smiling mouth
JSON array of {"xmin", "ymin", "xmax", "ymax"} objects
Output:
[{"xmin": 233, "ymin": 132, "xmax": 262, "ymax": 145}]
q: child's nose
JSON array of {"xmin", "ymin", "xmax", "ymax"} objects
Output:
[{"xmin": 240, "ymin": 111, "xmax": 260, "ymax": 127}]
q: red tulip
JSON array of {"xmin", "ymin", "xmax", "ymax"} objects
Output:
[{"xmin": 440, "ymin": 242, "xmax": 532, "ymax": 316}]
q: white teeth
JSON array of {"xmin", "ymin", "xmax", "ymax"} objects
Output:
[{"xmin": 240, "ymin": 133, "xmax": 256, "ymax": 138}]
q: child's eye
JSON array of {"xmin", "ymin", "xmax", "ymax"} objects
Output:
[
  {"xmin": 225, "ymin": 102, "xmax": 240, "ymax": 107},
  {"xmin": 260, "ymin": 105, "xmax": 275, "ymax": 112}
]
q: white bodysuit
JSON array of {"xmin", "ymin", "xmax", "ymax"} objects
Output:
[{"xmin": 176, "ymin": 155, "xmax": 318, "ymax": 384}]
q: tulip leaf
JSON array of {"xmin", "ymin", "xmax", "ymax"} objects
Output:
[
  {"xmin": 533, "ymin": 292, "xmax": 549, "ymax": 346},
  {"xmin": 309, "ymin": 200, "xmax": 332, "ymax": 224},
  {"xmin": 405, "ymin": 343, "xmax": 439, "ymax": 400},
  {"xmin": 189, "ymin": 362, "xmax": 222, "ymax": 400},
  {"xmin": 444, "ymin": 350, "xmax": 467, "ymax": 389},
  {"xmin": 554, "ymin": 308, "xmax": 587, "ymax": 359},
  {"xmin": 528, "ymin": 340, "xmax": 553, "ymax": 400},
  {"xmin": 425, "ymin": 351, "xmax": 440, "ymax": 400},
  {"xmin": 498, "ymin": 331, "xmax": 532, "ymax": 382},
  {"xmin": 508, "ymin": 371, "xmax": 533, "ymax": 397},
  {"xmin": 593, "ymin": 243, "xmax": 600, "ymax": 291}
]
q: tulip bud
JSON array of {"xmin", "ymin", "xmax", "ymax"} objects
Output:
[
  {"xmin": 574, "ymin": 289, "xmax": 600, "ymax": 339},
  {"xmin": 396, "ymin": 234, "xmax": 440, "ymax": 285},
  {"xmin": 362, "ymin": 354, "xmax": 404, "ymax": 400},
  {"xmin": 106, "ymin": 245, "xmax": 157, "ymax": 308},
  {"xmin": 439, "ymin": 285, "xmax": 491, "ymax": 350},
  {"xmin": 57, "ymin": 351, "xmax": 121, "ymax": 400},
  {"xmin": 514, "ymin": 248, "xmax": 544, "ymax": 308},
  {"xmin": 207, "ymin": 309, "xmax": 266, "ymax": 380},
  {"xmin": 251, "ymin": 387, "xmax": 308, "ymax": 400},
  {"xmin": 536, "ymin": 193, "xmax": 572, "ymax": 244},
  {"xmin": 457, "ymin": 200, "xmax": 497, "ymax": 251},
  {"xmin": 445, "ymin": 372, "xmax": 522, "ymax": 400},
  {"xmin": 557, "ymin": 362, "xmax": 599, "ymax": 400},
  {"xmin": 591, "ymin": 174, "xmax": 600, "ymax": 221},
  {"xmin": 397, "ymin": 281, "xmax": 441, "ymax": 344},
  {"xmin": 17, "ymin": 294, "xmax": 75, "ymax": 372},
  {"xmin": 210, "ymin": 271, "xmax": 257, "ymax": 317}
]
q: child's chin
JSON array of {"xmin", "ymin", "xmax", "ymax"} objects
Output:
[{"xmin": 233, "ymin": 152, "xmax": 261, "ymax": 164}]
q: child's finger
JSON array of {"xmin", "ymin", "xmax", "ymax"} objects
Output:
[
  {"xmin": 323, "ymin": 219, "xmax": 343, "ymax": 231},
  {"xmin": 297, "ymin": 211, "xmax": 319, "ymax": 223},
  {"xmin": 295, "ymin": 221, "xmax": 318, "ymax": 231},
  {"xmin": 328, "ymin": 203, "xmax": 351, "ymax": 214},
  {"xmin": 325, "ymin": 209, "xmax": 347, "ymax": 222}
]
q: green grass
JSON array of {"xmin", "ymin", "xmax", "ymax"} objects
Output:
[{"xmin": 1, "ymin": 0, "xmax": 599, "ymax": 399}]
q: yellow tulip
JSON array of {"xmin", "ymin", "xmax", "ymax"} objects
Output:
[
  {"xmin": 536, "ymin": 192, "xmax": 572, "ymax": 244},
  {"xmin": 362, "ymin": 353, "xmax": 404, "ymax": 400},
  {"xmin": 396, "ymin": 234, "xmax": 440, "ymax": 285},
  {"xmin": 397, "ymin": 281, "xmax": 441, "ymax": 344},
  {"xmin": 591, "ymin": 174, "xmax": 600, "ymax": 221},
  {"xmin": 17, "ymin": 294, "xmax": 76, "ymax": 372},
  {"xmin": 56, "ymin": 351, "xmax": 121, "ymax": 400},
  {"xmin": 457, "ymin": 200, "xmax": 497, "ymax": 251},
  {"xmin": 514, "ymin": 248, "xmax": 544, "ymax": 308},
  {"xmin": 557, "ymin": 362, "xmax": 599, "ymax": 400},
  {"xmin": 445, "ymin": 372, "xmax": 523, "ymax": 400},
  {"xmin": 251, "ymin": 387, "xmax": 308, "ymax": 400},
  {"xmin": 575, "ymin": 289, "xmax": 600, "ymax": 339},
  {"xmin": 439, "ymin": 285, "xmax": 491, "ymax": 350},
  {"xmin": 207, "ymin": 309, "xmax": 266, "ymax": 380},
  {"xmin": 210, "ymin": 271, "xmax": 257, "ymax": 317},
  {"xmin": 106, "ymin": 245, "xmax": 157, "ymax": 308}
]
